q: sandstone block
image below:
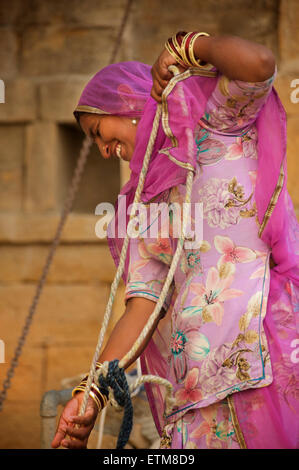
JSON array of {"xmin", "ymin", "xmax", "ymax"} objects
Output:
[
  {"xmin": 0, "ymin": 79, "xmax": 37, "ymax": 122},
  {"xmin": 21, "ymin": 26, "xmax": 115, "ymax": 76},
  {"xmin": 0, "ymin": 344, "xmax": 44, "ymax": 402},
  {"xmin": 128, "ymin": 422, "xmax": 151, "ymax": 449},
  {"xmin": 0, "ymin": 168, "xmax": 23, "ymax": 210},
  {"xmin": 0, "ymin": 400, "xmax": 40, "ymax": 449},
  {"xmin": 0, "ymin": 29, "xmax": 18, "ymax": 78},
  {"xmin": 0, "ymin": 124, "xmax": 25, "ymax": 210},
  {"xmin": 45, "ymin": 344, "xmax": 101, "ymax": 391},
  {"xmin": 279, "ymin": 0, "xmax": 299, "ymax": 71},
  {"xmin": 39, "ymin": 78, "xmax": 89, "ymax": 122},
  {"xmin": 24, "ymin": 122, "xmax": 60, "ymax": 211},
  {"xmin": 275, "ymin": 73, "xmax": 299, "ymax": 116},
  {"xmin": 130, "ymin": 0, "xmax": 278, "ymax": 64},
  {"xmin": 0, "ymin": 124, "xmax": 25, "ymax": 169},
  {"xmin": 0, "ymin": 283, "xmax": 112, "ymax": 346},
  {"xmin": 8, "ymin": 0, "xmax": 127, "ymax": 28},
  {"xmin": 0, "ymin": 213, "xmax": 102, "ymax": 242},
  {"xmin": 0, "ymin": 0, "xmax": 24, "ymax": 26},
  {"xmin": 0, "ymin": 244, "xmax": 116, "ymax": 283}
]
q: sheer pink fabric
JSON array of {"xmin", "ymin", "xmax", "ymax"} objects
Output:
[{"xmin": 75, "ymin": 62, "xmax": 299, "ymax": 448}]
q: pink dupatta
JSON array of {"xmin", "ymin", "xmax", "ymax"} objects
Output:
[{"xmin": 74, "ymin": 62, "xmax": 299, "ymax": 449}]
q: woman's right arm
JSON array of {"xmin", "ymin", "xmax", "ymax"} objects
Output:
[{"xmin": 51, "ymin": 296, "xmax": 164, "ymax": 449}]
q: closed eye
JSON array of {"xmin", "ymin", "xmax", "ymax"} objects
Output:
[{"xmin": 90, "ymin": 125, "xmax": 102, "ymax": 141}]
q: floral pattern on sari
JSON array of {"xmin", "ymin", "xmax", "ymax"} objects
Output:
[
  {"xmin": 160, "ymin": 401, "xmax": 240, "ymax": 449},
  {"xmin": 125, "ymin": 70, "xmax": 276, "ymax": 435}
]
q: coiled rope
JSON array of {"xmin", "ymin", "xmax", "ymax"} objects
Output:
[{"xmin": 80, "ymin": 65, "xmax": 195, "ymax": 449}]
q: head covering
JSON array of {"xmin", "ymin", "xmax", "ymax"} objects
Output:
[
  {"xmin": 75, "ymin": 61, "xmax": 299, "ymax": 448},
  {"xmin": 74, "ymin": 61, "xmax": 151, "ymax": 121},
  {"xmin": 74, "ymin": 61, "xmax": 218, "ymax": 280}
]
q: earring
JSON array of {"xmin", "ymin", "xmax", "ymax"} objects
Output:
[{"xmin": 132, "ymin": 119, "xmax": 137, "ymax": 125}]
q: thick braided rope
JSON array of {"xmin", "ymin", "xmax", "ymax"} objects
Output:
[
  {"xmin": 98, "ymin": 359, "xmax": 133, "ymax": 449},
  {"xmin": 80, "ymin": 66, "xmax": 195, "ymax": 429},
  {"xmin": 79, "ymin": 104, "xmax": 162, "ymax": 416},
  {"xmin": 119, "ymin": 169, "xmax": 194, "ymax": 416}
]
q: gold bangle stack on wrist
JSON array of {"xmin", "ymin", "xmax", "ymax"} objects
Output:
[
  {"xmin": 165, "ymin": 31, "xmax": 212, "ymax": 69},
  {"xmin": 72, "ymin": 362, "xmax": 109, "ymax": 412}
]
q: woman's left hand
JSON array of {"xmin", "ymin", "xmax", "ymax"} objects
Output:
[{"xmin": 151, "ymin": 48, "xmax": 187, "ymax": 103}]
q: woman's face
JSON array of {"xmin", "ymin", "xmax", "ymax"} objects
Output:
[{"xmin": 79, "ymin": 113, "xmax": 138, "ymax": 162}]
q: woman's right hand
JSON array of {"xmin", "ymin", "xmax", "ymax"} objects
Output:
[
  {"xmin": 151, "ymin": 48, "xmax": 187, "ymax": 103},
  {"xmin": 51, "ymin": 391, "xmax": 98, "ymax": 449}
]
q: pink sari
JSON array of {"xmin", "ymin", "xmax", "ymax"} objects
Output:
[{"xmin": 74, "ymin": 62, "xmax": 299, "ymax": 449}]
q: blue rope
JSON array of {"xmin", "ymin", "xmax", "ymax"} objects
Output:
[{"xmin": 98, "ymin": 359, "xmax": 133, "ymax": 449}]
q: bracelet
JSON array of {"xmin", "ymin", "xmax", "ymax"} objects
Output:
[
  {"xmin": 165, "ymin": 31, "xmax": 211, "ymax": 69},
  {"xmin": 72, "ymin": 362, "xmax": 109, "ymax": 412},
  {"xmin": 165, "ymin": 38, "xmax": 186, "ymax": 67},
  {"xmin": 188, "ymin": 32, "xmax": 210, "ymax": 67}
]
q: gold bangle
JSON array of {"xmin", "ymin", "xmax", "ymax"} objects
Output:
[
  {"xmin": 72, "ymin": 384, "xmax": 108, "ymax": 410},
  {"xmin": 164, "ymin": 40, "xmax": 185, "ymax": 67},
  {"xmin": 180, "ymin": 32, "xmax": 195, "ymax": 67},
  {"xmin": 188, "ymin": 32, "xmax": 212, "ymax": 68},
  {"xmin": 72, "ymin": 385, "xmax": 86, "ymax": 397}
]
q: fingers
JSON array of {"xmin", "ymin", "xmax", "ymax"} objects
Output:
[
  {"xmin": 61, "ymin": 436, "xmax": 88, "ymax": 450},
  {"xmin": 65, "ymin": 423, "xmax": 93, "ymax": 440},
  {"xmin": 150, "ymin": 83, "xmax": 163, "ymax": 103},
  {"xmin": 68, "ymin": 408, "xmax": 96, "ymax": 426},
  {"xmin": 60, "ymin": 418, "xmax": 95, "ymax": 449},
  {"xmin": 151, "ymin": 68, "xmax": 169, "ymax": 88},
  {"xmin": 51, "ymin": 421, "xmax": 68, "ymax": 448}
]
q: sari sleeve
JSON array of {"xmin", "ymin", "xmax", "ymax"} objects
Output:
[
  {"xmin": 125, "ymin": 235, "xmax": 174, "ymax": 310},
  {"xmin": 199, "ymin": 66, "xmax": 277, "ymax": 134}
]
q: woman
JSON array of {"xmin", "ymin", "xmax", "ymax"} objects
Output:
[{"xmin": 52, "ymin": 32, "xmax": 299, "ymax": 449}]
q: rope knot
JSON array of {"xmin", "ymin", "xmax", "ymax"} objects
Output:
[{"xmin": 97, "ymin": 359, "xmax": 133, "ymax": 449}]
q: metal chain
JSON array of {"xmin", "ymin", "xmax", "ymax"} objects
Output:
[{"xmin": 0, "ymin": 0, "xmax": 134, "ymax": 412}]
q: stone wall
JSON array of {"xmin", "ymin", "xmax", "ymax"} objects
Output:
[{"xmin": 0, "ymin": 0, "xmax": 298, "ymax": 449}]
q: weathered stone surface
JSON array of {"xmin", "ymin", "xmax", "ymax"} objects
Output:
[
  {"xmin": 0, "ymin": 124, "xmax": 25, "ymax": 210},
  {"xmin": 0, "ymin": 400, "xmax": 40, "ymax": 449},
  {"xmin": 0, "ymin": 0, "xmax": 23, "ymax": 26},
  {"xmin": 0, "ymin": 0, "xmax": 297, "ymax": 452},
  {"xmin": 46, "ymin": 345, "xmax": 101, "ymax": 391},
  {"xmin": 0, "ymin": 244, "xmax": 116, "ymax": 283},
  {"xmin": 0, "ymin": 167, "xmax": 23, "ymax": 210},
  {"xmin": 0, "ymin": 213, "xmax": 102, "ymax": 242},
  {"xmin": 39, "ymin": 78, "xmax": 89, "ymax": 122},
  {"xmin": 0, "ymin": 29, "xmax": 18, "ymax": 78},
  {"xmin": 0, "ymin": 283, "xmax": 111, "ymax": 346},
  {"xmin": 21, "ymin": 26, "xmax": 116, "ymax": 76},
  {"xmin": 275, "ymin": 73, "xmax": 299, "ymax": 116},
  {"xmin": 129, "ymin": 0, "xmax": 279, "ymax": 65},
  {"xmin": 0, "ymin": 344, "xmax": 44, "ymax": 402},
  {"xmin": 0, "ymin": 125, "xmax": 24, "ymax": 170},
  {"xmin": 0, "ymin": 79, "xmax": 37, "ymax": 122},
  {"xmin": 279, "ymin": 0, "xmax": 299, "ymax": 71},
  {"xmin": 128, "ymin": 422, "xmax": 151, "ymax": 449},
  {"xmin": 0, "ymin": 0, "xmax": 128, "ymax": 28},
  {"xmin": 24, "ymin": 122, "xmax": 60, "ymax": 211}
]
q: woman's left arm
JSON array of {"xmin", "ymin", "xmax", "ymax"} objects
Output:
[
  {"xmin": 151, "ymin": 34, "xmax": 276, "ymax": 102},
  {"xmin": 193, "ymin": 34, "xmax": 276, "ymax": 82}
]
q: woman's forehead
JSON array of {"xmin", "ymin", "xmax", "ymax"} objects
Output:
[{"xmin": 80, "ymin": 112, "xmax": 103, "ymax": 127}]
